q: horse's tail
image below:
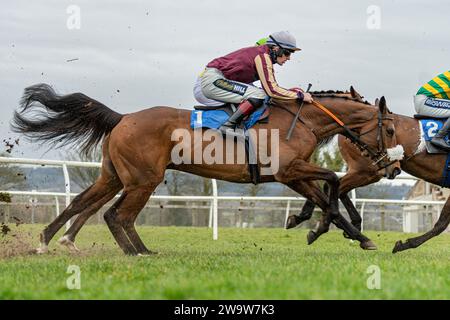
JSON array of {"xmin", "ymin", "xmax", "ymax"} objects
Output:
[{"xmin": 11, "ymin": 83, "xmax": 124, "ymax": 156}]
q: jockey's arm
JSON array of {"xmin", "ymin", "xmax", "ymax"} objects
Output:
[{"xmin": 254, "ymin": 53, "xmax": 298, "ymax": 101}]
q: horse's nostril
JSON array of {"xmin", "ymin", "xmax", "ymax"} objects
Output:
[{"xmin": 389, "ymin": 167, "xmax": 402, "ymax": 179}]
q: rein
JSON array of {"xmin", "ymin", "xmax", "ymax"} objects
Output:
[
  {"xmin": 313, "ymin": 100, "xmax": 399, "ymax": 169},
  {"xmin": 278, "ymin": 99, "xmax": 396, "ymax": 170},
  {"xmin": 311, "ymin": 101, "xmax": 344, "ymax": 126}
]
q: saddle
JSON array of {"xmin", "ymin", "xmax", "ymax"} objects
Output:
[
  {"xmin": 192, "ymin": 103, "xmax": 270, "ymax": 185},
  {"xmin": 413, "ymin": 114, "xmax": 442, "ymax": 120},
  {"xmin": 193, "ymin": 103, "xmax": 270, "ymax": 124}
]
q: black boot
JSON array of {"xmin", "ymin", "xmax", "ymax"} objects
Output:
[
  {"xmin": 218, "ymin": 100, "xmax": 255, "ymax": 135},
  {"xmin": 431, "ymin": 117, "xmax": 450, "ymax": 151}
]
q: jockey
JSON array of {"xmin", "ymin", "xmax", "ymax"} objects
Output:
[
  {"xmin": 193, "ymin": 31, "xmax": 314, "ymax": 135},
  {"xmin": 414, "ymin": 71, "xmax": 450, "ymax": 150}
]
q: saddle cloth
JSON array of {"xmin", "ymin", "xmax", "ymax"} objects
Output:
[
  {"xmin": 415, "ymin": 115, "xmax": 450, "ymax": 187},
  {"xmin": 189, "ymin": 104, "xmax": 269, "ymax": 185},
  {"xmin": 190, "ymin": 104, "xmax": 269, "ymax": 130},
  {"xmin": 416, "ymin": 116, "xmax": 450, "ymax": 143}
]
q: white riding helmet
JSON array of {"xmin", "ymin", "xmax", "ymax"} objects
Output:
[{"xmin": 266, "ymin": 31, "xmax": 301, "ymax": 51}]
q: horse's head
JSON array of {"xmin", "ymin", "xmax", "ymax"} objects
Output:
[
  {"xmin": 305, "ymin": 87, "xmax": 403, "ymax": 179},
  {"xmin": 333, "ymin": 86, "xmax": 402, "ymax": 179},
  {"xmin": 357, "ymin": 95, "xmax": 403, "ymax": 179}
]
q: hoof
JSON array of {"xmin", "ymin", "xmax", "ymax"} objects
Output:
[
  {"xmin": 286, "ymin": 215, "xmax": 299, "ymax": 229},
  {"xmin": 392, "ymin": 240, "xmax": 404, "ymax": 254},
  {"xmin": 35, "ymin": 245, "xmax": 48, "ymax": 254},
  {"xmin": 58, "ymin": 236, "xmax": 80, "ymax": 252},
  {"xmin": 307, "ymin": 230, "xmax": 318, "ymax": 245},
  {"xmin": 137, "ymin": 251, "xmax": 158, "ymax": 257},
  {"xmin": 360, "ymin": 240, "xmax": 377, "ymax": 250}
]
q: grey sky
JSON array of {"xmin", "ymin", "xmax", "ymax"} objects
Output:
[{"xmin": 1, "ymin": 0, "xmax": 449, "ymax": 159}]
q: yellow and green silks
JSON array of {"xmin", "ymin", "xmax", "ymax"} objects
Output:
[{"xmin": 417, "ymin": 71, "xmax": 450, "ymax": 99}]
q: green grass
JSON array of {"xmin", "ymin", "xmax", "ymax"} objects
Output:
[{"xmin": 1, "ymin": 224, "xmax": 450, "ymax": 299}]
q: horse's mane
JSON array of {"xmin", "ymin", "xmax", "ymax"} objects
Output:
[
  {"xmin": 317, "ymin": 135, "xmax": 335, "ymax": 148},
  {"xmin": 270, "ymin": 90, "xmax": 375, "ymax": 146},
  {"xmin": 311, "ymin": 90, "xmax": 348, "ymax": 94},
  {"xmin": 310, "ymin": 90, "xmax": 371, "ymax": 105},
  {"xmin": 270, "ymin": 90, "xmax": 372, "ymax": 108}
]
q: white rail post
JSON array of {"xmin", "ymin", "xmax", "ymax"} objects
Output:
[
  {"xmin": 62, "ymin": 163, "xmax": 71, "ymax": 230},
  {"xmin": 351, "ymin": 189, "xmax": 357, "ymax": 206},
  {"xmin": 348, "ymin": 190, "xmax": 358, "ymax": 243},
  {"xmin": 212, "ymin": 179, "xmax": 218, "ymax": 240},
  {"xmin": 208, "ymin": 201, "xmax": 213, "ymax": 228},
  {"xmin": 284, "ymin": 200, "xmax": 291, "ymax": 228},
  {"xmin": 360, "ymin": 201, "xmax": 366, "ymax": 232},
  {"xmin": 54, "ymin": 195, "xmax": 60, "ymax": 219},
  {"xmin": 30, "ymin": 189, "xmax": 37, "ymax": 224}
]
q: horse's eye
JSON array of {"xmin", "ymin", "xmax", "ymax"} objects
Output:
[{"xmin": 386, "ymin": 128, "xmax": 394, "ymax": 136}]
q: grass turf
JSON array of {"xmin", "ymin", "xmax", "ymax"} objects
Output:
[{"xmin": 1, "ymin": 224, "xmax": 450, "ymax": 299}]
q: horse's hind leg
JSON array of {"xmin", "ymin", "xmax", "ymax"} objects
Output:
[
  {"xmin": 37, "ymin": 185, "xmax": 94, "ymax": 253},
  {"xmin": 37, "ymin": 175, "xmax": 122, "ymax": 253},
  {"xmin": 103, "ymin": 192, "xmax": 137, "ymax": 255},
  {"xmin": 120, "ymin": 185, "xmax": 159, "ymax": 255},
  {"xmin": 393, "ymin": 197, "xmax": 450, "ymax": 253},
  {"xmin": 104, "ymin": 184, "xmax": 157, "ymax": 255},
  {"xmin": 37, "ymin": 183, "xmax": 108, "ymax": 253},
  {"xmin": 123, "ymin": 219, "xmax": 155, "ymax": 255},
  {"xmin": 57, "ymin": 178, "xmax": 122, "ymax": 251},
  {"xmin": 38, "ymin": 138, "xmax": 122, "ymax": 253}
]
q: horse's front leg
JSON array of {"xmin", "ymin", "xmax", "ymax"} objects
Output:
[
  {"xmin": 285, "ymin": 181, "xmax": 321, "ymax": 229},
  {"xmin": 285, "ymin": 179, "xmax": 334, "ymax": 240},
  {"xmin": 278, "ymin": 159, "xmax": 338, "ymax": 236},
  {"xmin": 287, "ymin": 170, "xmax": 380, "ymax": 232},
  {"xmin": 393, "ymin": 196, "xmax": 450, "ymax": 253},
  {"xmin": 287, "ymin": 179, "xmax": 376, "ymax": 249},
  {"xmin": 338, "ymin": 171, "xmax": 383, "ymax": 236},
  {"xmin": 285, "ymin": 199, "xmax": 316, "ymax": 229},
  {"xmin": 278, "ymin": 159, "xmax": 371, "ymax": 246}
]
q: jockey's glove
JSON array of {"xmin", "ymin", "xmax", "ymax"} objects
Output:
[{"xmin": 296, "ymin": 91, "xmax": 304, "ymax": 103}]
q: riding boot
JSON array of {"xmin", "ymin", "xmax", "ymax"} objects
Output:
[
  {"xmin": 431, "ymin": 117, "xmax": 450, "ymax": 151},
  {"xmin": 218, "ymin": 100, "xmax": 256, "ymax": 135}
]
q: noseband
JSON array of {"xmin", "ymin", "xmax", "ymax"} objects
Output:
[{"xmin": 356, "ymin": 109, "xmax": 398, "ymax": 170}]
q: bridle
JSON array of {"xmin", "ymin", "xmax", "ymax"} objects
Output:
[
  {"xmin": 346, "ymin": 108, "xmax": 398, "ymax": 170},
  {"xmin": 278, "ymin": 99, "xmax": 398, "ymax": 171}
]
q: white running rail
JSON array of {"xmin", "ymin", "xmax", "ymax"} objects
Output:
[{"xmin": 0, "ymin": 157, "xmax": 433, "ymax": 239}]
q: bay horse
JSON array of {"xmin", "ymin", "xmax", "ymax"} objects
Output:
[
  {"xmin": 12, "ymin": 84, "xmax": 400, "ymax": 255},
  {"xmin": 289, "ymin": 89, "xmax": 450, "ymax": 253}
]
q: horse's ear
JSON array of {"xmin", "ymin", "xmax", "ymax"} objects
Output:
[
  {"xmin": 378, "ymin": 96, "xmax": 387, "ymax": 114},
  {"xmin": 374, "ymin": 98, "xmax": 380, "ymax": 106},
  {"xmin": 350, "ymin": 86, "xmax": 363, "ymax": 101}
]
